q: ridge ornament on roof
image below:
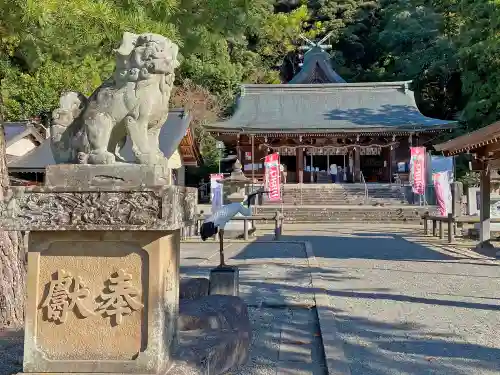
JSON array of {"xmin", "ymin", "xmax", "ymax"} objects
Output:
[{"xmin": 290, "ymin": 31, "xmax": 346, "ymax": 84}]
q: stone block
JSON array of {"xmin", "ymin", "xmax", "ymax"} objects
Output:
[
  {"xmin": 170, "ymin": 328, "xmax": 251, "ymax": 374},
  {"xmin": 179, "ymin": 277, "xmax": 209, "ymax": 300},
  {"xmin": 23, "ymin": 230, "xmax": 180, "ymax": 374},
  {"xmin": 170, "ymin": 295, "xmax": 252, "ymax": 374},
  {"xmin": 45, "ymin": 164, "xmax": 172, "ymax": 188},
  {"xmin": 178, "ymin": 295, "xmax": 250, "ymax": 331},
  {"xmin": 0, "ymin": 184, "xmax": 198, "ymax": 375},
  {"xmin": 0, "ymin": 185, "xmax": 197, "ymax": 231},
  {"xmin": 209, "ymin": 266, "xmax": 240, "ymax": 296}
]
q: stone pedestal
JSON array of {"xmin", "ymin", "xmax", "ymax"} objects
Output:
[
  {"xmin": 0, "ymin": 175, "xmax": 197, "ymax": 375},
  {"xmin": 209, "ymin": 266, "xmax": 240, "ymax": 296},
  {"xmin": 45, "ymin": 164, "xmax": 172, "ymax": 187},
  {"xmin": 24, "ymin": 230, "xmax": 180, "ymax": 374}
]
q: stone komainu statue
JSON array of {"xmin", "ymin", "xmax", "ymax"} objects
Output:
[{"xmin": 50, "ymin": 32, "xmax": 180, "ymax": 165}]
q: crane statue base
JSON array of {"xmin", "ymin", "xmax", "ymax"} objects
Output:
[
  {"xmin": 209, "ymin": 266, "xmax": 240, "ymax": 296},
  {"xmin": 208, "ymin": 229, "xmax": 240, "ymax": 296}
]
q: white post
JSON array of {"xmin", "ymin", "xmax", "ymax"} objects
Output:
[
  {"xmin": 479, "ymin": 166, "xmax": 491, "ymax": 247},
  {"xmin": 310, "ymin": 153, "xmax": 314, "ymax": 183},
  {"xmin": 343, "ymin": 153, "xmax": 346, "ymax": 182}
]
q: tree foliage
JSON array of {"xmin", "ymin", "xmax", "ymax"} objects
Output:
[{"xmin": 2, "ymin": 0, "xmax": 500, "ymax": 168}]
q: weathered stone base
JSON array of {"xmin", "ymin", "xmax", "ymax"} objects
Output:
[
  {"xmin": 172, "ymin": 295, "xmax": 251, "ymax": 374},
  {"xmin": 178, "ymin": 295, "xmax": 249, "ymax": 331},
  {"xmin": 22, "ymin": 230, "xmax": 180, "ymax": 374},
  {"xmin": 179, "ymin": 278, "xmax": 210, "ymax": 300},
  {"xmin": 170, "ymin": 328, "xmax": 250, "ymax": 374},
  {"xmin": 45, "ymin": 164, "xmax": 171, "ymax": 188}
]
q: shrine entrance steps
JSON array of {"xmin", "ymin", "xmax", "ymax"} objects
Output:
[
  {"xmin": 265, "ymin": 183, "xmax": 408, "ymax": 206},
  {"xmin": 255, "ymin": 183, "xmax": 431, "ymax": 223}
]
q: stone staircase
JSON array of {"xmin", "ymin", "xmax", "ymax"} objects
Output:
[
  {"xmin": 198, "ymin": 184, "xmax": 432, "ymax": 223},
  {"xmin": 254, "ymin": 183, "xmax": 430, "ymax": 223},
  {"xmin": 264, "ymin": 183, "xmax": 408, "ymax": 206},
  {"xmin": 255, "ymin": 205, "xmax": 428, "ymax": 223}
]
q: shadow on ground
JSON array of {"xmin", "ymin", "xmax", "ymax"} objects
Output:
[
  {"xmin": 205, "ymin": 230, "xmax": 500, "ymax": 375},
  {"xmin": 2, "ymin": 230, "xmax": 499, "ymax": 375}
]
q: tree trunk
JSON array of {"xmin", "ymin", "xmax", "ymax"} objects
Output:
[{"xmin": 0, "ymin": 90, "xmax": 26, "ymax": 329}]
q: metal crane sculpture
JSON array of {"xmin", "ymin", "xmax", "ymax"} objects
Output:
[{"xmin": 200, "ymin": 189, "xmax": 265, "ymax": 267}]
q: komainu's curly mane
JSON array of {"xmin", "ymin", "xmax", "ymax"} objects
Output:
[{"xmin": 50, "ymin": 32, "xmax": 180, "ymax": 166}]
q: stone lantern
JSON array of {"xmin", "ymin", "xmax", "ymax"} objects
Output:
[
  {"xmin": 214, "ymin": 159, "xmax": 256, "ymax": 239},
  {"xmin": 217, "ymin": 159, "xmax": 249, "ymax": 204}
]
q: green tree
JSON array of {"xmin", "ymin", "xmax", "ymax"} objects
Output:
[
  {"xmin": 0, "ymin": 79, "xmax": 25, "ymax": 329},
  {"xmin": 454, "ymin": 0, "xmax": 500, "ymax": 129}
]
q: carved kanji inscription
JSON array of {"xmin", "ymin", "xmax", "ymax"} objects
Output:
[
  {"xmin": 41, "ymin": 270, "xmax": 95, "ymax": 323},
  {"xmin": 40, "ymin": 268, "xmax": 143, "ymax": 326},
  {"xmin": 97, "ymin": 269, "xmax": 144, "ymax": 326}
]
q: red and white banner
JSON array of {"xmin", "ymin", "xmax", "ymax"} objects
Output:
[
  {"xmin": 433, "ymin": 172, "xmax": 452, "ymax": 216},
  {"xmin": 265, "ymin": 153, "xmax": 281, "ymax": 202},
  {"xmin": 410, "ymin": 147, "xmax": 426, "ymax": 195}
]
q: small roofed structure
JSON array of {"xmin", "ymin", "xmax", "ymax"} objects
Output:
[
  {"xmin": 8, "ymin": 109, "xmax": 201, "ymax": 185},
  {"xmin": 4, "ymin": 121, "xmax": 46, "ymax": 163},
  {"xmin": 289, "ymin": 46, "xmax": 346, "ymax": 84},
  {"xmin": 435, "ymin": 121, "xmax": 500, "ymax": 252}
]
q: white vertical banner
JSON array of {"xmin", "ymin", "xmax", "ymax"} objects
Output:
[{"xmin": 210, "ymin": 173, "xmax": 224, "ymax": 212}]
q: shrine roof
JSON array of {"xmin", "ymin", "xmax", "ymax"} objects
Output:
[
  {"xmin": 4, "ymin": 121, "xmax": 45, "ymax": 147},
  {"xmin": 206, "ymin": 81, "xmax": 457, "ymax": 134},
  {"xmin": 434, "ymin": 121, "xmax": 500, "ymax": 156}
]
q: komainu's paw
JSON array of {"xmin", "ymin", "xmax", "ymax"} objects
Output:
[
  {"xmin": 136, "ymin": 152, "xmax": 167, "ymax": 166},
  {"xmin": 88, "ymin": 151, "xmax": 116, "ymax": 164}
]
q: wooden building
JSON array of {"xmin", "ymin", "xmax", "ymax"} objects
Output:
[
  {"xmin": 434, "ymin": 121, "xmax": 500, "ymax": 251},
  {"xmin": 206, "ymin": 44, "xmax": 457, "ymax": 183}
]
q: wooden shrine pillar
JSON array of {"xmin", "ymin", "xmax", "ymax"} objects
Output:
[
  {"xmin": 296, "ymin": 147, "xmax": 304, "ymax": 183},
  {"xmin": 354, "ymin": 147, "xmax": 361, "ymax": 182},
  {"xmin": 236, "ymin": 133, "xmax": 241, "ymax": 161},
  {"xmin": 390, "ymin": 147, "xmax": 396, "ymax": 183},
  {"xmin": 479, "ymin": 165, "xmax": 491, "ymax": 247},
  {"xmin": 384, "ymin": 147, "xmax": 391, "ymax": 182}
]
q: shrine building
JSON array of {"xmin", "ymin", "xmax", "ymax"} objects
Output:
[{"xmin": 206, "ymin": 42, "xmax": 457, "ymax": 183}]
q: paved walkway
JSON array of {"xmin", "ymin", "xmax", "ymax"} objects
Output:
[
  {"xmin": 275, "ymin": 224, "xmax": 500, "ymax": 375},
  {"xmin": 180, "ymin": 241, "xmax": 325, "ymax": 375}
]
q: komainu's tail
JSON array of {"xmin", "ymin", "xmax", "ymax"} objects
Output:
[{"xmin": 50, "ymin": 91, "xmax": 89, "ymax": 163}]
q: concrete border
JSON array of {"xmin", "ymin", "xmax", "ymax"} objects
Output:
[
  {"xmin": 181, "ymin": 238, "xmax": 258, "ymax": 243},
  {"xmin": 304, "ymin": 241, "xmax": 352, "ymax": 375}
]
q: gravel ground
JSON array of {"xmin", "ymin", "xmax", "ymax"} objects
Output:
[
  {"xmin": 0, "ymin": 331, "xmax": 23, "ymax": 375},
  {"xmin": 278, "ymin": 224, "xmax": 500, "ymax": 375}
]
